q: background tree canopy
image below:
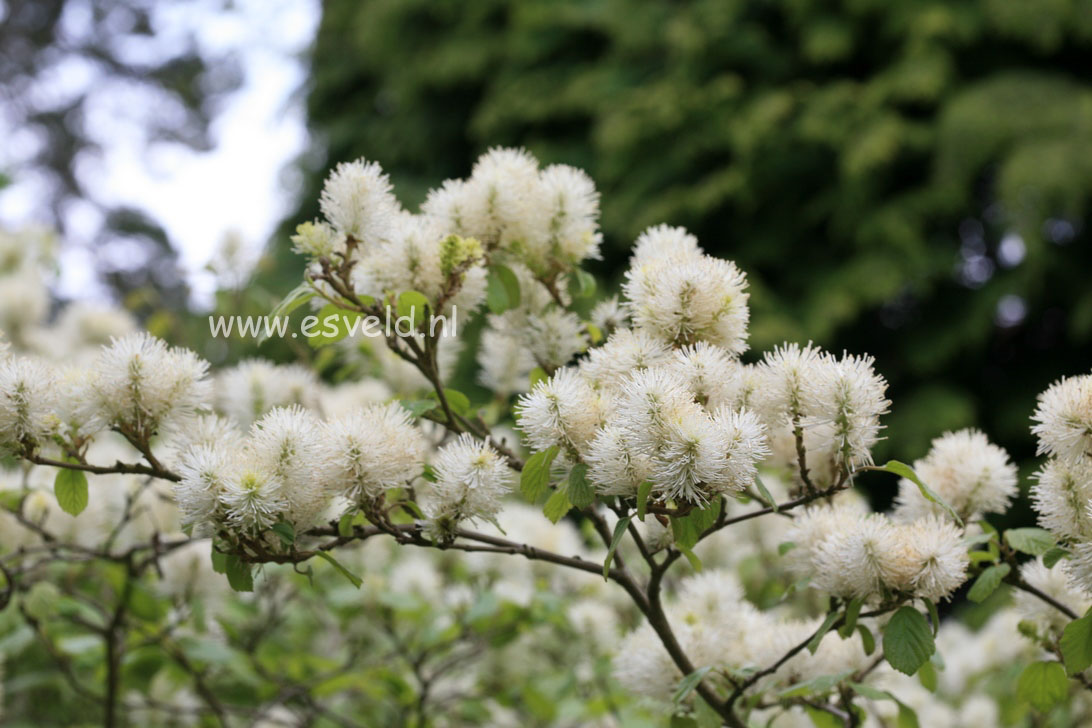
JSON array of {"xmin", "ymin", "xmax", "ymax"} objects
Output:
[{"xmin": 267, "ymin": 0, "xmax": 1092, "ymax": 514}]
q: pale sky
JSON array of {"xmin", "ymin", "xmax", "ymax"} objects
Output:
[{"xmin": 0, "ymin": 0, "xmax": 320, "ymax": 306}]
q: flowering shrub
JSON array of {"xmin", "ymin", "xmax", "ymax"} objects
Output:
[{"xmin": 1, "ymin": 152, "xmax": 1092, "ymax": 726}]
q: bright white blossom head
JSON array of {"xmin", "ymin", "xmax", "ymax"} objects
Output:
[
  {"xmin": 894, "ymin": 429, "xmax": 1017, "ymax": 522},
  {"xmin": 1031, "ymin": 373, "xmax": 1092, "ymax": 462},
  {"xmin": 319, "ymin": 159, "xmax": 400, "ymax": 244},
  {"xmin": 516, "ymin": 368, "xmax": 604, "ymax": 458},
  {"xmin": 1032, "ymin": 457, "xmax": 1092, "ymax": 541},
  {"xmin": 420, "ymin": 434, "xmax": 514, "ymax": 537},
  {"xmin": 801, "ymin": 351, "xmax": 890, "ymax": 468},
  {"xmin": 894, "ymin": 516, "xmax": 969, "ymax": 601},
  {"xmin": 0, "ymin": 356, "xmax": 57, "ymax": 451},
  {"xmin": 753, "ymin": 342, "xmax": 824, "ymax": 425},
  {"xmin": 579, "ymin": 328, "xmax": 671, "ymax": 392},
  {"xmin": 322, "ymin": 403, "xmax": 427, "ymax": 503},
  {"xmin": 84, "ymin": 333, "xmax": 211, "ymax": 440}
]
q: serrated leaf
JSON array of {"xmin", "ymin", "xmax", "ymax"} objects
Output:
[
  {"xmin": 877, "ymin": 460, "xmax": 962, "ymax": 526},
  {"xmin": 1061, "ymin": 612, "xmax": 1092, "ymax": 675},
  {"xmin": 808, "ymin": 611, "xmax": 842, "ymax": 654},
  {"xmin": 520, "ymin": 446, "xmax": 559, "ymax": 502},
  {"xmin": 566, "ymin": 464, "xmax": 594, "ymax": 508},
  {"xmin": 883, "ymin": 607, "xmax": 935, "ymax": 675},
  {"xmin": 543, "ymin": 488, "xmax": 572, "ymax": 523},
  {"xmin": 636, "ymin": 481, "xmax": 653, "ymax": 521},
  {"xmin": 672, "ymin": 666, "xmax": 712, "ymax": 705},
  {"xmin": 1004, "ymin": 527, "xmax": 1056, "ymax": 557},
  {"xmin": 1018, "ymin": 661, "xmax": 1068, "ymax": 712},
  {"xmin": 315, "ymin": 551, "xmax": 362, "ymax": 588},
  {"xmin": 54, "ymin": 468, "xmax": 88, "ymax": 516},
  {"xmin": 967, "ymin": 563, "xmax": 1010, "ymax": 603},
  {"xmin": 603, "ymin": 515, "xmax": 631, "ymax": 580}
]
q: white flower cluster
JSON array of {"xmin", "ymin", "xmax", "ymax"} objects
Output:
[
  {"xmin": 1029, "ymin": 372, "xmax": 1092, "ymax": 594},
  {"xmin": 418, "ymin": 434, "xmax": 514, "ymax": 538},
  {"xmin": 787, "ymin": 500, "xmax": 969, "ymax": 601}
]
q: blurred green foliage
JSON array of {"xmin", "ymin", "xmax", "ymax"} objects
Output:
[{"xmin": 266, "ymin": 0, "xmax": 1092, "ymax": 506}]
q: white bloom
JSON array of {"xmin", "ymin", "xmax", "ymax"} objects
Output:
[
  {"xmin": 175, "ymin": 444, "xmax": 231, "ymax": 534},
  {"xmin": 323, "ymin": 403, "xmax": 427, "ymax": 502},
  {"xmin": 515, "ymin": 367, "xmax": 603, "ymax": 457},
  {"xmin": 476, "ymin": 328, "xmax": 535, "ymax": 397},
  {"xmin": 612, "ymin": 367, "xmax": 696, "ymax": 446},
  {"xmin": 534, "ymin": 163, "xmax": 601, "ymax": 265},
  {"xmin": 216, "ymin": 360, "xmax": 319, "ymax": 426},
  {"xmin": 895, "ymin": 516, "xmax": 969, "ymax": 601},
  {"xmin": 811, "ymin": 512, "xmax": 903, "ymax": 598},
  {"xmin": 1031, "ymin": 456, "xmax": 1092, "ymax": 540},
  {"xmin": 1066, "ymin": 543, "xmax": 1092, "ymax": 598},
  {"xmin": 894, "ymin": 429, "xmax": 1017, "ymax": 522},
  {"xmin": 319, "ymin": 159, "xmax": 400, "ymax": 243},
  {"xmin": 218, "ymin": 463, "xmax": 286, "ymax": 534},
  {"xmin": 420, "ymin": 434, "xmax": 514, "ymax": 534},
  {"xmin": 1032, "ymin": 373, "xmax": 1092, "ymax": 462},
  {"xmin": 579, "ymin": 328, "xmax": 671, "ymax": 392},
  {"xmin": 0, "ymin": 356, "xmax": 57, "ymax": 450},
  {"xmin": 422, "ymin": 178, "xmax": 476, "ymax": 237},
  {"xmin": 625, "ymin": 253, "xmax": 750, "ymax": 353},
  {"xmin": 589, "ymin": 295, "xmax": 629, "ymax": 334},
  {"xmin": 586, "ymin": 424, "xmax": 653, "ymax": 497},
  {"xmin": 464, "ymin": 147, "xmax": 544, "ymax": 249},
  {"xmin": 801, "ymin": 351, "xmax": 890, "ymax": 468},
  {"xmin": 1016, "ymin": 557, "xmax": 1091, "ymax": 633},
  {"xmin": 631, "ymin": 224, "xmax": 703, "ymax": 266},
  {"xmin": 291, "ymin": 220, "xmax": 340, "ymax": 258},
  {"xmin": 752, "ymin": 342, "xmax": 824, "ymax": 426},
  {"xmin": 247, "ymin": 406, "xmax": 328, "ymax": 529},
  {"xmin": 522, "ymin": 308, "xmax": 586, "ymax": 371},
  {"xmin": 665, "ymin": 342, "xmax": 744, "ymax": 409},
  {"xmin": 84, "ymin": 334, "xmax": 211, "ymax": 438}
]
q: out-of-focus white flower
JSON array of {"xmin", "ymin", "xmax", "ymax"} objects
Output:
[
  {"xmin": 894, "ymin": 429, "xmax": 1017, "ymax": 522},
  {"xmin": 216, "ymin": 360, "xmax": 320, "ymax": 426},
  {"xmin": 323, "ymin": 402, "xmax": 427, "ymax": 503},
  {"xmin": 0, "ymin": 356, "xmax": 57, "ymax": 451},
  {"xmin": 516, "ymin": 368, "xmax": 604, "ymax": 457},
  {"xmin": 589, "ymin": 295, "xmax": 629, "ymax": 335},
  {"xmin": 1065, "ymin": 543, "xmax": 1092, "ymax": 598},
  {"xmin": 801, "ymin": 351, "xmax": 889, "ymax": 468},
  {"xmin": 810, "ymin": 511, "xmax": 904, "ymax": 598},
  {"xmin": 1032, "ymin": 373, "xmax": 1092, "ymax": 463},
  {"xmin": 83, "ymin": 333, "xmax": 211, "ymax": 439},
  {"xmin": 420, "ymin": 434, "xmax": 513, "ymax": 536},
  {"xmin": 1016, "ymin": 558, "xmax": 1091, "ymax": 634},
  {"xmin": 476, "ymin": 328, "xmax": 535, "ymax": 397},
  {"xmin": 319, "ymin": 159, "xmax": 400, "ymax": 244},
  {"xmin": 1031, "ymin": 456, "xmax": 1092, "ymax": 540},
  {"xmin": 522, "ymin": 308, "xmax": 586, "ymax": 371}
]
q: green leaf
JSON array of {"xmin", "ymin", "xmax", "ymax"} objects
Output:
[
  {"xmin": 672, "ymin": 666, "xmax": 712, "ymax": 705},
  {"xmin": 967, "ymin": 563, "xmax": 1010, "ymax": 603},
  {"xmin": 401, "ymin": 399, "xmax": 440, "ymax": 418},
  {"xmin": 566, "ymin": 464, "xmax": 595, "ymax": 509},
  {"xmin": 779, "ymin": 670, "xmax": 854, "ymax": 698},
  {"xmin": 883, "ymin": 607, "xmax": 935, "ymax": 675},
  {"xmin": 585, "ymin": 322, "xmax": 603, "ymax": 344},
  {"xmin": 918, "ymin": 659, "xmax": 937, "ymax": 692},
  {"xmin": 924, "ymin": 598, "xmax": 940, "ymax": 636},
  {"xmin": 857, "ymin": 624, "xmax": 875, "ymax": 655},
  {"xmin": 778, "ymin": 541, "xmax": 797, "ymax": 556},
  {"xmin": 268, "ymin": 281, "xmax": 315, "ymax": 319},
  {"xmin": 439, "ymin": 388, "xmax": 471, "ymax": 417},
  {"xmin": 877, "ymin": 460, "xmax": 963, "ymax": 526},
  {"xmin": 494, "ymin": 264, "xmax": 521, "ymax": 307},
  {"xmin": 224, "ymin": 554, "xmax": 253, "ymax": 592},
  {"xmin": 849, "ymin": 684, "xmax": 919, "ymax": 728},
  {"xmin": 529, "ymin": 367, "xmax": 548, "ymax": 388},
  {"xmin": 1005, "ymin": 527, "xmax": 1057, "ymax": 557},
  {"xmin": 543, "ymin": 488, "xmax": 572, "ymax": 523},
  {"xmin": 636, "ymin": 481, "xmax": 653, "ymax": 521},
  {"xmin": 315, "ymin": 551, "xmax": 362, "ymax": 588},
  {"xmin": 677, "ymin": 543, "xmax": 703, "ymax": 572},
  {"xmin": 603, "ymin": 515, "xmax": 631, "ymax": 580},
  {"xmin": 486, "ymin": 269, "xmax": 512, "ymax": 314},
  {"xmin": 54, "ymin": 468, "xmax": 89, "ymax": 516},
  {"xmin": 808, "ymin": 611, "xmax": 842, "ymax": 654},
  {"xmin": 520, "ymin": 446, "xmax": 559, "ymax": 502},
  {"xmin": 671, "ymin": 514, "xmax": 700, "ymax": 550},
  {"xmin": 1018, "ymin": 661, "xmax": 1068, "ymax": 712},
  {"xmin": 210, "ymin": 549, "xmax": 227, "ymax": 574},
  {"xmin": 803, "ymin": 706, "xmax": 841, "ymax": 728},
  {"xmin": 839, "ymin": 597, "xmax": 863, "ymax": 638},
  {"xmin": 1044, "ymin": 546, "xmax": 1069, "ymax": 568},
  {"xmin": 396, "ymin": 290, "xmax": 430, "ymax": 328},
  {"xmin": 337, "ymin": 512, "xmax": 354, "ymax": 538},
  {"xmin": 753, "ymin": 474, "xmax": 778, "ymax": 511},
  {"xmin": 1060, "ymin": 612, "xmax": 1092, "ymax": 675},
  {"xmin": 567, "ymin": 268, "xmax": 596, "ymax": 299},
  {"xmin": 308, "ymin": 303, "xmax": 362, "ymax": 348},
  {"xmin": 271, "ymin": 521, "xmax": 295, "ymax": 546}
]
